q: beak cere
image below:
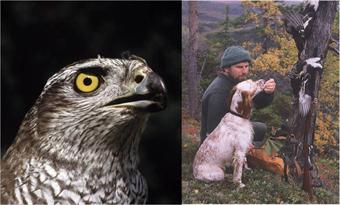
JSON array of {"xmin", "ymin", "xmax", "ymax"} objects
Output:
[
  {"xmin": 135, "ymin": 72, "xmax": 167, "ymax": 112},
  {"xmin": 107, "ymin": 71, "xmax": 167, "ymax": 112}
]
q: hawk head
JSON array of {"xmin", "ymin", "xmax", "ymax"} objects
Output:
[{"xmin": 6, "ymin": 55, "xmax": 167, "ymax": 166}]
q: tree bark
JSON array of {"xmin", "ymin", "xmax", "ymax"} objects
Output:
[
  {"xmin": 284, "ymin": 1, "xmax": 338, "ymax": 199},
  {"xmin": 223, "ymin": 5, "xmax": 232, "ymax": 47},
  {"xmin": 187, "ymin": 1, "xmax": 199, "ymax": 118}
]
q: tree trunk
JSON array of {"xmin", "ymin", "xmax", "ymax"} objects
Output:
[
  {"xmin": 223, "ymin": 5, "xmax": 231, "ymax": 48},
  {"xmin": 283, "ymin": 1, "xmax": 338, "ymax": 199},
  {"xmin": 187, "ymin": 1, "xmax": 199, "ymax": 118}
]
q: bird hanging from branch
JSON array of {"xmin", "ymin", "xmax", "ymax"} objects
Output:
[
  {"xmin": 1, "ymin": 54, "xmax": 167, "ymax": 204},
  {"xmin": 284, "ymin": 0, "xmax": 318, "ymax": 58},
  {"xmin": 298, "ymin": 57, "xmax": 322, "ymax": 116},
  {"xmin": 289, "ymin": 57, "xmax": 323, "ymax": 117},
  {"xmin": 284, "ymin": 0, "xmax": 323, "ymax": 117}
]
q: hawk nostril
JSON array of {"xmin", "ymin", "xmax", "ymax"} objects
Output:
[{"xmin": 134, "ymin": 75, "xmax": 144, "ymax": 84}]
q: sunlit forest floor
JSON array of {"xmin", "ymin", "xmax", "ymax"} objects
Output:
[{"xmin": 182, "ymin": 113, "xmax": 339, "ymax": 204}]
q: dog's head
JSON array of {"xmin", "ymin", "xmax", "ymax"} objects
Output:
[{"xmin": 227, "ymin": 79, "xmax": 265, "ymax": 119}]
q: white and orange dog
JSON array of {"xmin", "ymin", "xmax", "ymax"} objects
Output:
[{"xmin": 193, "ymin": 79, "xmax": 265, "ymax": 187}]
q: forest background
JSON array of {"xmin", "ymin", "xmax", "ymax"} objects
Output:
[{"xmin": 182, "ymin": 1, "xmax": 339, "ymax": 203}]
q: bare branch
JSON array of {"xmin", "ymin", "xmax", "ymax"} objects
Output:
[
  {"xmin": 328, "ymin": 45, "xmax": 339, "ymax": 55},
  {"xmin": 328, "ymin": 36, "xmax": 339, "ymax": 55}
]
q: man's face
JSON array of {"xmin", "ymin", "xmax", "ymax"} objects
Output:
[{"xmin": 222, "ymin": 61, "xmax": 249, "ymax": 82}]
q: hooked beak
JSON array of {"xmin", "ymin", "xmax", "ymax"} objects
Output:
[{"xmin": 106, "ymin": 72, "xmax": 167, "ymax": 112}]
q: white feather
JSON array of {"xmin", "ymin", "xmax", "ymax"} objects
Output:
[
  {"xmin": 59, "ymin": 190, "xmax": 81, "ymax": 204},
  {"xmin": 310, "ymin": 0, "xmax": 319, "ymax": 11},
  {"xmin": 303, "ymin": 17, "xmax": 313, "ymax": 29},
  {"xmin": 44, "ymin": 164, "xmax": 57, "ymax": 178},
  {"xmin": 21, "ymin": 181, "xmax": 33, "ymax": 205},
  {"xmin": 29, "ymin": 176, "xmax": 38, "ymax": 191},
  {"xmin": 305, "ymin": 0, "xmax": 319, "ymax": 11},
  {"xmin": 306, "ymin": 57, "xmax": 322, "ymax": 69},
  {"xmin": 14, "ymin": 178, "xmax": 24, "ymax": 204},
  {"xmin": 48, "ymin": 180, "xmax": 61, "ymax": 196},
  {"xmin": 39, "ymin": 172, "xmax": 47, "ymax": 182},
  {"xmin": 56, "ymin": 169, "xmax": 71, "ymax": 185},
  {"xmin": 299, "ymin": 90, "xmax": 312, "ymax": 116},
  {"xmin": 32, "ymin": 189, "xmax": 43, "ymax": 199},
  {"xmin": 42, "ymin": 188, "xmax": 54, "ymax": 205}
]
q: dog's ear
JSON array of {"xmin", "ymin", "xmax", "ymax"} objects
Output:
[
  {"xmin": 236, "ymin": 91, "xmax": 252, "ymax": 119},
  {"xmin": 226, "ymin": 87, "xmax": 237, "ymax": 111}
]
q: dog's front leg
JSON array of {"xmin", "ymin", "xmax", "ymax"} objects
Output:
[
  {"xmin": 244, "ymin": 156, "xmax": 251, "ymax": 170},
  {"xmin": 232, "ymin": 152, "xmax": 246, "ymax": 188}
]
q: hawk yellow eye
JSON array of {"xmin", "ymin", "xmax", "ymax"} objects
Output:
[{"xmin": 75, "ymin": 73, "xmax": 99, "ymax": 93}]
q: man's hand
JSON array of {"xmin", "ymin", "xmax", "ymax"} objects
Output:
[{"xmin": 264, "ymin": 78, "xmax": 276, "ymax": 94}]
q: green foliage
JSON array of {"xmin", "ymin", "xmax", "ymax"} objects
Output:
[
  {"xmin": 264, "ymin": 138, "xmax": 284, "ymax": 155},
  {"xmin": 200, "ymin": 78, "xmax": 213, "ymax": 93},
  {"xmin": 241, "ymin": 3, "xmax": 339, "ymax": 156},
  {"xmin": 314, "ymin": 189, "xmax": 335, "ymax": 203},
  {"xmin": 230, "ymin": 14, "xmax": 247, "ymax": 28},
  {"xmin": 328, "ymin": 159, "xmax": 339, "ymax": 169},
  {"xmin": 277, "ymin": 1, "xmax": 303, "ymax": 13},
  {"xmin": 270, "ymin": 91, "xmax": 292, "ymax": 119},
  {"xmin": 252, "ymin": 107, "xmax": 281, "ymax": 128},
  {"xmin": 315, "ymin": 112, "xmax": 338, "ymax": 153},
  {"xmin": 198, "ymin": 48, "xmax": 219, "ymax": 77},
  {"xmin": 252, "ymin": 91, "xmax": 291, "ymax": 129},
  {"xmin": 332, "ymin": 11, "xmax": 339, "ymax": 35},
  {"xmin": 240, "ymin": 1, "xmax": 298, "ymax": 75},
  {"xmin": 318, "ymin": 157, "xmax": 339, "ymax": 170}
]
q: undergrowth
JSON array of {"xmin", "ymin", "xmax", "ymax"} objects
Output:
[{"xmin": 182, "ymin": 127, "xmax": 339, "ymax": 204}]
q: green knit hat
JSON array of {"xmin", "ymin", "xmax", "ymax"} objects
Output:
[{"xmin": 220, "ymin": 46, "xmax": 253, "ymax": 69}]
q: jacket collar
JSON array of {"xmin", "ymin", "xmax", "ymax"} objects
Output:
[{"xmin": 218, "ymin": 73, "xmax": 240, "ymax": 85}]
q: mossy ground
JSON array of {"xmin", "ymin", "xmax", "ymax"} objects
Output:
[{"xmin": 182, "ymin": 114, "xmax": 339, "ymax": 204}]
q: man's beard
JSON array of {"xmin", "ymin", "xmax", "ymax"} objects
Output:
[{"xmin": 234, "ymin": 74, "xmax": 247, "ymax": 82}]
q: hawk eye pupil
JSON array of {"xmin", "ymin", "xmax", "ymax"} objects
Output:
[{"xmin": 83, "ymin": 77, "xmax": 92, "ymax": 86}]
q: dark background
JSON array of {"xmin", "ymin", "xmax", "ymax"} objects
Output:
[{"xmin": 1, "ymin": 2, "xmax": 181, "ymax": 203}]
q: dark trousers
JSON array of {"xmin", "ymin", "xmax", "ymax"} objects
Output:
[{"xmin": 252, "ymin": 122, "xmax": 268, "ymax": 148}]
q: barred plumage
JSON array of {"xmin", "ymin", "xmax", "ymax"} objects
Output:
[{"xmin": 1, "ymin": 55, "xmax": 166, "ymax": 204}]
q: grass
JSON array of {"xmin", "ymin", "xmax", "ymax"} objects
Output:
[{"xmin": 182, "ymin": 115, "xmax": 339, "ymax": 204}]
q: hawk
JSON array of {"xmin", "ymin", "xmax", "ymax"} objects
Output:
[{"xmin": 1, "ymin": 54, "xmax": 167, "ymax": 204}]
